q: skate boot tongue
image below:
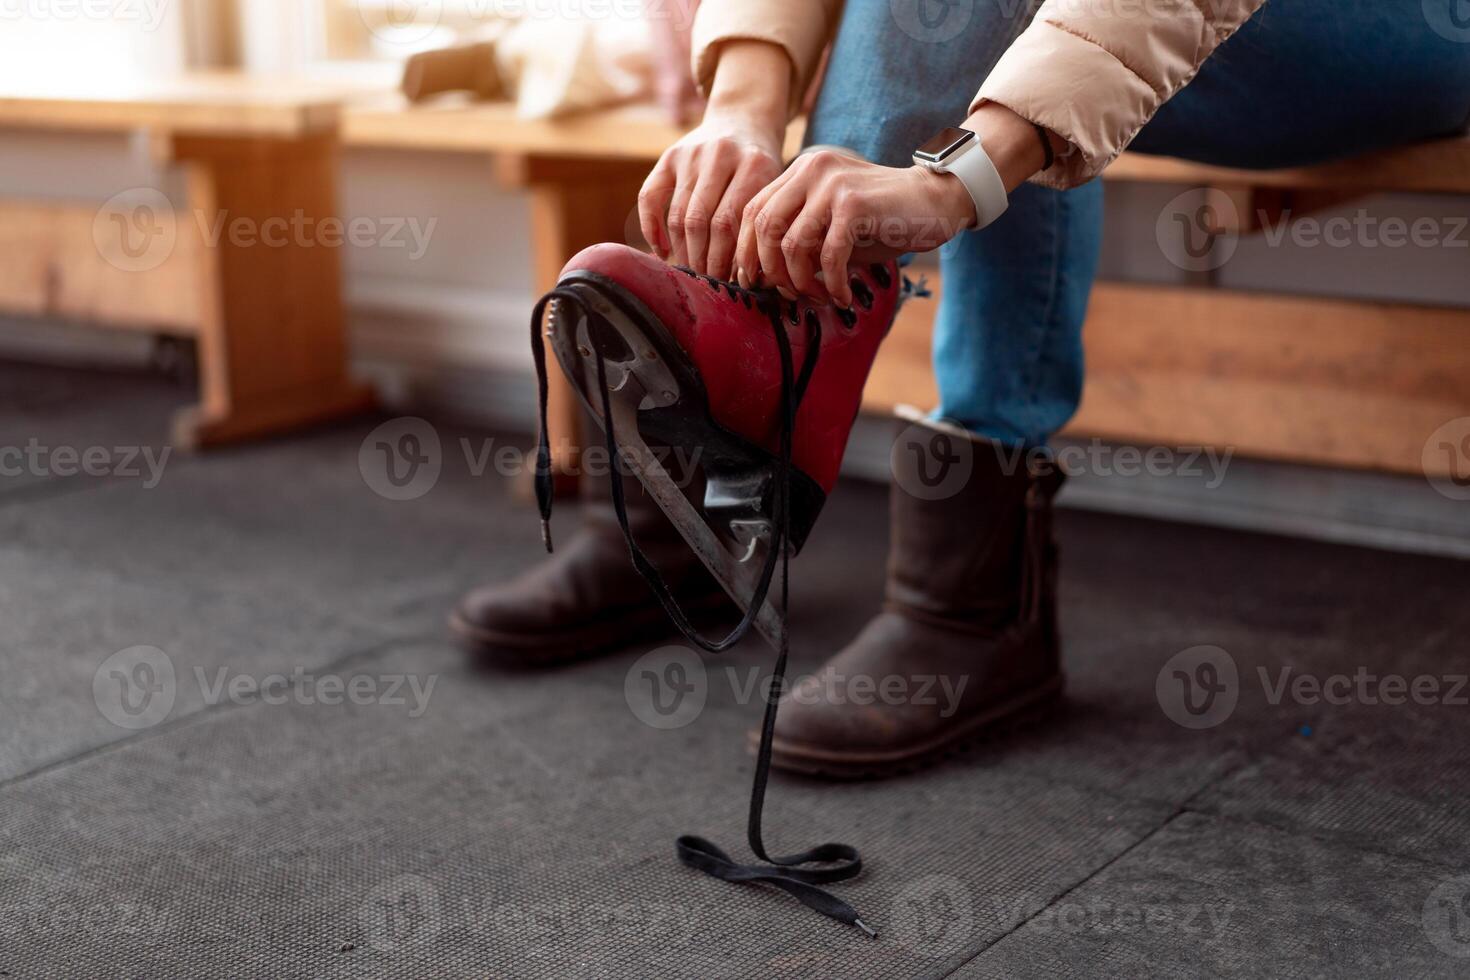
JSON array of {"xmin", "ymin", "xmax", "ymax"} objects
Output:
[{"xmin": 529, "ymin": 276, "xmax": 875, "ymax": 939}]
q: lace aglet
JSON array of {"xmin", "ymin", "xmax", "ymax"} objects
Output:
[
  {"xmin": 853, "ymin": 918, "xmax": 878, "ymax": 940},
  {"xmin": 540, "ymin": 519, "xmax": 554, "ymax": 553}
]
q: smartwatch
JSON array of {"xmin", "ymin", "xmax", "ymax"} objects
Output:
[{"xmin": 912, "ymin": 127, "xmax": 1008, "ymax": 231}]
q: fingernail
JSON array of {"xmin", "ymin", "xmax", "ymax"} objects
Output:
[{"xmin": 776, "ymin": 285, "xmax": 797, "ymax": 301}]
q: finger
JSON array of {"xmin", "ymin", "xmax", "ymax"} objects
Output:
[
  {"xmin": 707, "ymin": 156, "xmax": 777, "ymax": 282},
  {"xmin": 682, "ymin": 143, "xmax": 739, "ymax": 275},
  {"xmin": 820, "ymin": 208, "xmax": 857, "ymax": 308},
  {"xmin": 754, "ymin": 176, "xmax": 811, "ymax": 298},
  {"xmin": 664, "ymin": 153, "xmax": 698, "ymax": 266},
  {"xmin": 638, "ymin": 156, "xmax": 678, "ymax": 258},
  {"xmin": 734, "ymin": 168, "xmax": 791, "ymax": 288},
  {"xmin": 783, "ymin": 199, "xmax": 831, "ymax": 302}
]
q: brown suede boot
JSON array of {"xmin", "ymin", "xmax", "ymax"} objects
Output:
[
  {"xmin": 765, "ymin": 417, "xmax": 1066, "ymax": 778},
  {"xmin": 451, "ymin": 467, "xmax": 729, "ymax": 666}
]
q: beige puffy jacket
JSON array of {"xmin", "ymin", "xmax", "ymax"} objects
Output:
[{"xmin": 691, "ymin": 0, "xmax": 1267, "ymax": 188}]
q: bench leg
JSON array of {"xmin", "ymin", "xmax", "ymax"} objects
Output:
[
  {"xmin": 517, "ymin": 157, "xmax": 648, "ymax": 493},
  {"xmin": 167, "ymin": 133, "xmax": 374, "ymax": 450}
]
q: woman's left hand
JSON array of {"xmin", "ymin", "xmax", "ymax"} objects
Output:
[{"xmin": 732, "ymin": 149, "xmax": 976, "ymax": 307}]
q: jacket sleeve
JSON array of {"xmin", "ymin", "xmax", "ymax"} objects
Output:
[
  {"xmin": 977, "ymin": 0, "xmax": 1268, "ymax": 188},
  {"xmin": 690, "ymin": 0, "xmax": 845, "ymax": 118}
]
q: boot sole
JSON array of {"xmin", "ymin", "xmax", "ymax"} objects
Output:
[
  {"xmin": 449, "ymin": 588, "xmax": 733, "ymax": 668},
  {"xmin": 757, "ymin": 674, "xmax": 1066, "ymax": 781}
]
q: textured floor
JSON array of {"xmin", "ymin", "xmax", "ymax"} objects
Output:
[{"xmin": 3, "ymin": 358, "xmax": 1469, "ymax": 979}]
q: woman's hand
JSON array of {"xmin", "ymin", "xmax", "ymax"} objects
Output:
[
  {"xmin": 638, "ymin": 40, "xmax": 790, "ymax": 280},
  {"xmin": 734, "ymin": 104, "xmax": 1059, "ymax": 306},
  {"xmin": 733, "ymin": 151, "xmax": 976, "ymax": 307}
]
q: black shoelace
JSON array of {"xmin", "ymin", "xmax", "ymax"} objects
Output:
[{"xmin": 530, "ymin": 281, "xmax": 875, "ymax": 939}]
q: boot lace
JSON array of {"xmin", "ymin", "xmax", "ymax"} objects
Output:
[{"xmin": 530, "ymin": 272, "xmax": 877, "ymax": 938}]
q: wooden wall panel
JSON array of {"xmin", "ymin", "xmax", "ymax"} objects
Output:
[{"xmin": 0, "ymin": 198, "xmax": 207, "ymax": 334}]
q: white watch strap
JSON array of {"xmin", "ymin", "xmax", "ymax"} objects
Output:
[{"xmin": 935, "ymin": 138, "xmax": 1009, "ymax": 231}]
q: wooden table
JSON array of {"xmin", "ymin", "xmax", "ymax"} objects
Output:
[{"xmin": 0, "ymin": 75, "xmax": 375, "ymax": 448}]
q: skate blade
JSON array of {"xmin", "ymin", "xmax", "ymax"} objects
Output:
[{"xmin": 546, "ymin": 284, "xmax": 786, "ymax": 650}]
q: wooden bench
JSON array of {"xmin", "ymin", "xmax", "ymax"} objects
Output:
[
  {"xmin": 343, "ymin": 96, "xmax": 1470, "ymax": 481},
  {"xmin": 0, "ymin": 74, "xmax": 375, "ymax": 448}
]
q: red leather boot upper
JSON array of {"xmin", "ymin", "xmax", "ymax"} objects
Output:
[{"xmin": 561, "ymin": 244, "xmax": 900, "ymax": 493}]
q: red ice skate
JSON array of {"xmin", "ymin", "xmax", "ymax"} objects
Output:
[
  {"xmin": 528, "ymin": 242, "xmax": 914, "ymax": 939},
  {"xmin": 532, "ymin": 243, "xmax": 903, "ymax": 649}
]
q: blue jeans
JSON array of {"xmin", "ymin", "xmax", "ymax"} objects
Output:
[{"xmin": 807, "ymin": 0, "xmax": 1470, "ymax": 446}]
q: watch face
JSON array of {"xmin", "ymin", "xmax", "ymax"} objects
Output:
[{"xmin": 914, "ymin": 127, "xmax": 975, "ymax": 164}]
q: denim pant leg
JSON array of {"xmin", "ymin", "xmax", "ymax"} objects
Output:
[
  {"xmin": 1132, "ymin": 0, "xmax": 1470, "ymax": 167},
  {"xmin": 806, "ymin": 0, "xmax": 1103, "ymax": 447}
]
